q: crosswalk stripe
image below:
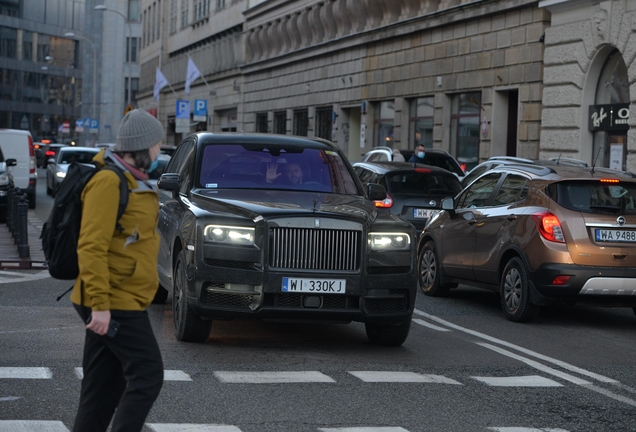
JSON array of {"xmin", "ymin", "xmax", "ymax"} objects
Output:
[
  {"xmin": 318, "ymin": 428, "xmax": 410, "ymax": 432},
  {"xmin": 412, "ymin": 319, "xmax": 451, "ymax": 332},
  {"xmin": 0, "ymin": 420, "xmax": 69, "ymax": 431},
  {"xmin": 472, "ymin": 375, "xmax": 563, "ymax": 387},
  {"xmin": 74, "ymin": 368, "xmax": 192, "ymax": 381},
  {"xmin": 0, "ymin": 367, "xmax": 52, "ymax": 379},
  {"xmin": 147, "ymin": 425, "xmax": 242, "ymax": 432},
  {"xmin": 348, "ymin": 371, "xmax": 462, "ymax": 385},
  {"xmin": 214, "ymin": 371, "xmax": 336, "ymax": 383}
]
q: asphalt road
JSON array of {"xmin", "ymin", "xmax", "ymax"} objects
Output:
[{"xmin": 1, "ymin": 168, "xmax": 634, "ymax": 432}]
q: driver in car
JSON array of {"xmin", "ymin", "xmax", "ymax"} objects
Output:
[{"xmin": 266, "ymin": 162, "xmax": 304, "ymax": 185}]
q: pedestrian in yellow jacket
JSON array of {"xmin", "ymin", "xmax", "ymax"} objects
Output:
[{"xmin": 71, "ymin": 109, "xmax": 164, "ymax": 432}]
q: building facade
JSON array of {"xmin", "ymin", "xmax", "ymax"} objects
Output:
[
  {"xmin": 540, "ymin": 0, "xmax": 636, "ymax": 172},
  {"xmin": 138, "ymin": 0, "xmax": 549, "ymax": 168}
]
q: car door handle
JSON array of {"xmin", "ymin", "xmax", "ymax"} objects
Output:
[{"xmin": 507, "ymin": 215, "xmax": 517, "ymax": 221}]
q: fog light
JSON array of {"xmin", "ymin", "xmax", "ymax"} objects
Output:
[{"xmin": 551, "ymin": 275, "xmax": 571, "ymax": 285}]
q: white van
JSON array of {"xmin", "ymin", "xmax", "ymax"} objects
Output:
[{"xmin": 0, "ymin": 129, "xmax": 37, "ymax": 209}]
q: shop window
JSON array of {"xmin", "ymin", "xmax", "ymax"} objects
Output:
[
  {"xmin": 315, "ymin": 107, "xmax": 332, "ymax": 140},
  {"xmin": 293, "ymin": 109, "xmax": 308, "ymax": 136},
  {"xmin": 255, "ymin": 113, "xmax": 267, "ymax": 133},
  {"xmin": 374, "ymin": 101, "xmax": 394, "ymax": 147},
  {"xmin": 273, "ymin": 111, "xmax": 286, "ymax": 134},
  {"xmin": 409, "ymin": 97, "xmax": 434, "ymax": 149},
  {"xmin": 450, "ymin": 92, "xmax": 481, "ymax": 172}
]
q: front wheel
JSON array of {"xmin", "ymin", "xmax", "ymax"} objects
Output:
[
  {"xmin": 500, "ymin": 257, "xmax": 540, "ymax": 322},
  {"xmin": 418, "ymin": 241, "xmax": 453, "ymax": 296},
  {"xmin": 173, "ymin": 250, "xmax": 212, "ymax": 342},
  {"xmin": 365, "ymin": 315, "xmax": 412, "ymax": 346}
]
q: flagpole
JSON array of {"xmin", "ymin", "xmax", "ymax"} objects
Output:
[{"xmin": 188, "ymin": 55, "xmax": 213, "ymax": 94}]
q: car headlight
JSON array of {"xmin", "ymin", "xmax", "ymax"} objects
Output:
[
  {"xmin": 368, "ymin": 232, "xmax": 411, "ymax": 251},
  {"xmin": 56, "ymin": 171, "xmax": 66, "ymax": 178},
  {"xmin": 204, "ymin": 225, "xmax": 255, "ymax": 245}
]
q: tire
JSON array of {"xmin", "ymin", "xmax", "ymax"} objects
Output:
[
  {"xmin": 418, "ymin": 241, "xmax": 453, "ymax": 296},
  {"xmin": 152, "ymin": 284, "xmax": 169, "ymax": 304},
  {"xmin": 500, "ymin": 257, "xmax": 540, "ymax": 322},
  {"xmin": 0, "ymin": 209, "xmax": 6, "ymax": 223},
  {"xmin": 173, "ymin": 249, "xmax": 211, "ymax": 342},
  {"xmin": 365, "ymin": 315, "xmax": 412, "ymax": 346}
]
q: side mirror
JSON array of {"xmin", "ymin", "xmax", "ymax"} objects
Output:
[
  {"xmin": 157, "ymin": 173, "xmax": 180, "ymax": 193},
  {"xmin": 5, "ymin": 159, "xmax": 16, "ymax": 167},
  {"xmin": 441, "ymin": 196, "xmax": 454, "ymax": 211},
  {"xmin": 366, "ymin": 183, "xmax": 386, "ymax": 201}
]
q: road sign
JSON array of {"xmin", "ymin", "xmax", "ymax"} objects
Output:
[
  {"xmin": 61, "ymin": 121, "xmax": 70, "ymax": 133},
  {"xmin": 125, "ymin": 104, "xmax": 134, "ymax": 115},
  {"xmin": 90, "ymin": 119, "xmax": 99, "ymax": 134},
  {"xmin": 193, "ymin": 99, "xmax": 207, "ymax": 122},
  {"xmin": 175, "ymin": 118, "xmax": 190, "ymax": 134},
  {"xmin": 75, "ymin": 119, "xmax": 84, "ymax": 133},
  {"xmin": 176, "ymin": 100, "xmax": 190, "ymax": 119}
]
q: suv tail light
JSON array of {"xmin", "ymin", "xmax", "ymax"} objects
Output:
[
  {"xmin": 531, "ymin": 212, "xmax": 565, "ymax": 243},
  {"xmin": 374, "ymin": 193, "xmax": 393, "ymax": 208},
  {"xmin": 28, "ymin": 135, "xmax": 35, "ymax": 174}
]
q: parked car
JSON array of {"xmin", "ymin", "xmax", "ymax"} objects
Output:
[
  {"xmin": 418, "ymin": 162, "xmax": 636, "ymax": 322},
  {"xmin": 40, "ymin": 144, "xmax": 67, "ymax": 169},
  {"xmin": 362, "ymin": 146, "xmax": 465, "ymax": 181},
  {"xmin": 353, "ymin": 161, "xmax": 463, "ymax": 233},
  {"xmin": 0, "ymin": 129, "xmax": 37, "ymax": 209},
  {"xmin": 46, "ymin": 147, "xmax": 99, "ymax": 196},
  {"xmin": 156, "ymin": 132, "xmax": 417, "ymax": 345},
  {"xmin": 0, "ymin": 147, "xmax": 17, "ymax": 222}
]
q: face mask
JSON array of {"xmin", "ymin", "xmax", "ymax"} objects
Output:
[
  {"xmin": 417, "ymin": 152, "xmax": 425, "ymax": 159},
  {"xmin": 148, "ymin": 159, "xmax": 159, "ymax": 173}
]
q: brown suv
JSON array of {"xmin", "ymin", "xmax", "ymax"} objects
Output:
[{"xmin": 418, "ymin": 162, "xmax": 636, "ymax": 322}]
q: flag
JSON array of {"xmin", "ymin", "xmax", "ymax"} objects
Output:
[
  {"xmin": 185, "ymin": 57, "xmax": 201, "ymax": 95},
  {"xmin": 154, "ymin": 67, "xmax": 169, "ymax": 100}
]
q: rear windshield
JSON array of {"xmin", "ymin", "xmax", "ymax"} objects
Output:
[
  {"xmin": 58, "ymin": 150, "xmax": 97, "ymax": 164},
  {"xmin": 384, "ymin": 171, "xmax": 462, "ymax": 196},
  {"xmin": 548, "ymin": 180, "xmax": 636, "ymax": 215},
  {"xmin": 421, "ymin": 153, "xmax": 463, "ymax": 176},
  {"xmin": 198, "ymin": 143, "xmax": 359, "ymax": 195}
]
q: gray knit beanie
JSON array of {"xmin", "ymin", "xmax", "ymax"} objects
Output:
[{"xmin": 115, "ymin": 109, "xmax": 164, "ymax": 152}]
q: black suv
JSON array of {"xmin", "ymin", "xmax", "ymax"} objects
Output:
[{"xmin": 156, "ymin": 133, "xmax": 417, "ymax": 346}]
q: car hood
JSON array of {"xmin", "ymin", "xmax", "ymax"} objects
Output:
[{"xmin": 192, "ymin": 189, "xmax": 381, "ymax": 225}]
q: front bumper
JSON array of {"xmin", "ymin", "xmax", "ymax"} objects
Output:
[{"xmin": 530, "ymin": 263, "xmax": 636, "ymax": 306}]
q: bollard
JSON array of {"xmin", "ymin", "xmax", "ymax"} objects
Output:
[
  {"xmin": 17, "ymin": 193, "xmax": 29, "ymax": 258},
  {"xmin": 11, "ymin": 187, "xmax": 20, "ymax": 239},
  {"xmin": 5, "ymin": 186, "xmax": 13, "ymax": 230}
]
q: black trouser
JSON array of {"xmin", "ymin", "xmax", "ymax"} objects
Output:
[{"xmin": 73, "ymin": 305, "xmax": 164, "ymax": 432}]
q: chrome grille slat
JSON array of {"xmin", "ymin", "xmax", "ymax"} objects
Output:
[{"xmin": 270, "ymin": 228, "xmax": 360, "ymax": 271}]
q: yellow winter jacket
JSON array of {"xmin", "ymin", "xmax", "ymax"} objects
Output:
[{"xmin": 70, "ymin": 149, "xmax": 160, "ymax": 311}]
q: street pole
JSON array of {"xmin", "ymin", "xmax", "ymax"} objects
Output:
[
  {"xmin": 95, "ymin": 5, "xmax": 132, "ymax": 109},
  {"xmin": 64, "ymin": 32, "xmax": 97, "ymax": 145}
]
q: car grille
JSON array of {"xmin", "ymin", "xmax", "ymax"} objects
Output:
[
  {"xmin": 365, "ymin": 290, "xmax": 409, "ymax": 313},
  {"xmin": 265, "ymin": 293, "xmax": 355, "ymax": 310},
  {"xmin": 202, "ymin": 291, "xmax": 254, "ymax": 309},
  {"xmin": 269, "ymin": 228, "xmax": 360, "ymax": 271}
]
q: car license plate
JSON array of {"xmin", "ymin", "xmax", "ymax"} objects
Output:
[
  {"xmin": 282, "ymin": 277, "xmax": 346, "ymax": 294},
  {"xmin": 414, "ymin": 208, "xmax": 434, "ymax": 219},
  {"xmin": 595, "ymin": 229, "xmax": 636, "ymax": 242}
]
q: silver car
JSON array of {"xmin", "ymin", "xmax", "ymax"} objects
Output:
[{"xmin": 46, "ymin": 146, "xmax": 99, "ymax": 196}]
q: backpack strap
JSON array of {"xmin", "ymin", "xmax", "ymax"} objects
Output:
[{"xmin": 102, "ymin": 164, "xmax": 129, "ymax": 234}]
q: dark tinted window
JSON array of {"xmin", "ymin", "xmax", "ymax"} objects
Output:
[
  {"xmin": 493, "ymin": 174, "xmax": 529, "ymax": 206},
  {"xmin": 384, "ymin": 171, "xmax": 462, "ymax": 196},
  {"xmin": 456, "ymin": 173, "xmax": 501, "ymax": 209},
  {"xmin": 355, "ymin": 167, "xmax": 375, "ymax": 184},
  {"xmin": 58, "ymin": 150, "xmax": 98, "ymax": 164},
  {"xmin": 199, "ymin": 143, "xmax": 359, "ymax": 195},
  {"xmin": 548, "ymin": 180, "xmax": 636, "ymax": 215},
  {"xmin": 422, "ymin": 153, "xmax": 463, "ymax": 176}
]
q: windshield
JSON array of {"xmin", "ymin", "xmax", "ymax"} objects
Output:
[
  {"xmin": 198, "ymin": 144, "xmax": 359, "ymax": 195},
  {"xmin": 59, "ymin": 150, "xmax": 98, "ymax": 164},
  {"xmin": 548, "ymin": 180, "xmax": 636, "ymax": 215}
]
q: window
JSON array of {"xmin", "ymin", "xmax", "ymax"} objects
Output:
[
  {"xmin": 151, "ymin": 2, "xmax": 156, "ymax": 43},
  {"xmin": 315, "ymin": 108, "xmax": 332, "ymax": 140},
  {"xmin": 128, "ymin": 0, "xmax": 141, "ymax": 21},
  {"xmin": 36, "ymin": 34, "xmax": 50, "ymax": 62},
  {"xmin": 493, "ymin": 175, "xmax": 528, "ymax": 206},
  {"xmin": 374, "ymin": 101, "xmax": 394, "ymax": 147},
  {"xmin": 0, "ymin": 27, "xmax": 17, "ymax": 59},
  {"xmin": 456, "ymin": 173, "xmax": 500, "ymax": 209},
  {"xmin": 126, "ymin": 37, "xmax": 139, "ymax": 62},
  {"xmin": 450, "ymin": 92, "xmax": 481, "ymax": 172},
  {"xmin": 169, "ymin": 0, "xmax": 177, "ymax": 34},
  {"xmin": 410, "ymin": 97, "xmax": 434, "ymax": 149},
  {"xmin": 293, "ymin": 109, "xmax": 308, "ymax": 136},
  {"xmin": 22, "ymin": 30, "xmax": 33, "ymax": 61},
  {"xmin": 181, "ymin": 0, "xmax": 189, "ymax": 28},
  {"xmin": 125, "ymin": 78, "xmax": 139, "ymax": 104},
  {"xmin": 216, "ymin": 0, "xmax": 225, "ymax": 10},
  {"xmin": 273, "ymin": 111, "xmax": 286, "ymax": 134},
  {"xmin": 155, "ymin": 0, "xmax": 161, "ymax": 40},
  {"xmin": 193, "ymin": 0, "xmax": 209, "ymax": 21},
  {"xmin": 255, "ymin": 113, "xmax": 268, "ymax": 133}
]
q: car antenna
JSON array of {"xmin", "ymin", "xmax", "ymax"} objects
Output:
[
  {"xmin": 555, "ymin": 153, "xmax": 561, "ymax": 165},
  {"xmin": 590, "ymin": 147, "xmax": 601, "ymax": 175}
]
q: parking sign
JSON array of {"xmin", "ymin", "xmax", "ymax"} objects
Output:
[
  {"xmin": 176, "ymin": 100, "xmax": 190, "ymax": 119},
  {"xmin": 193, "ymin": 99, "xmax": 207, "ymax": 122}
]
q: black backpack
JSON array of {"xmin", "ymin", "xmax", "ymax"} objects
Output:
[{"xmin": 41, "ymin": 161, "xmax": 129, "ymax": 280}]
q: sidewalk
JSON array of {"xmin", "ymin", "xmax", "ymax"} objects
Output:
[{"xmin": 0, "ymin": 212, "xmax": 46, "ymax": 270}]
